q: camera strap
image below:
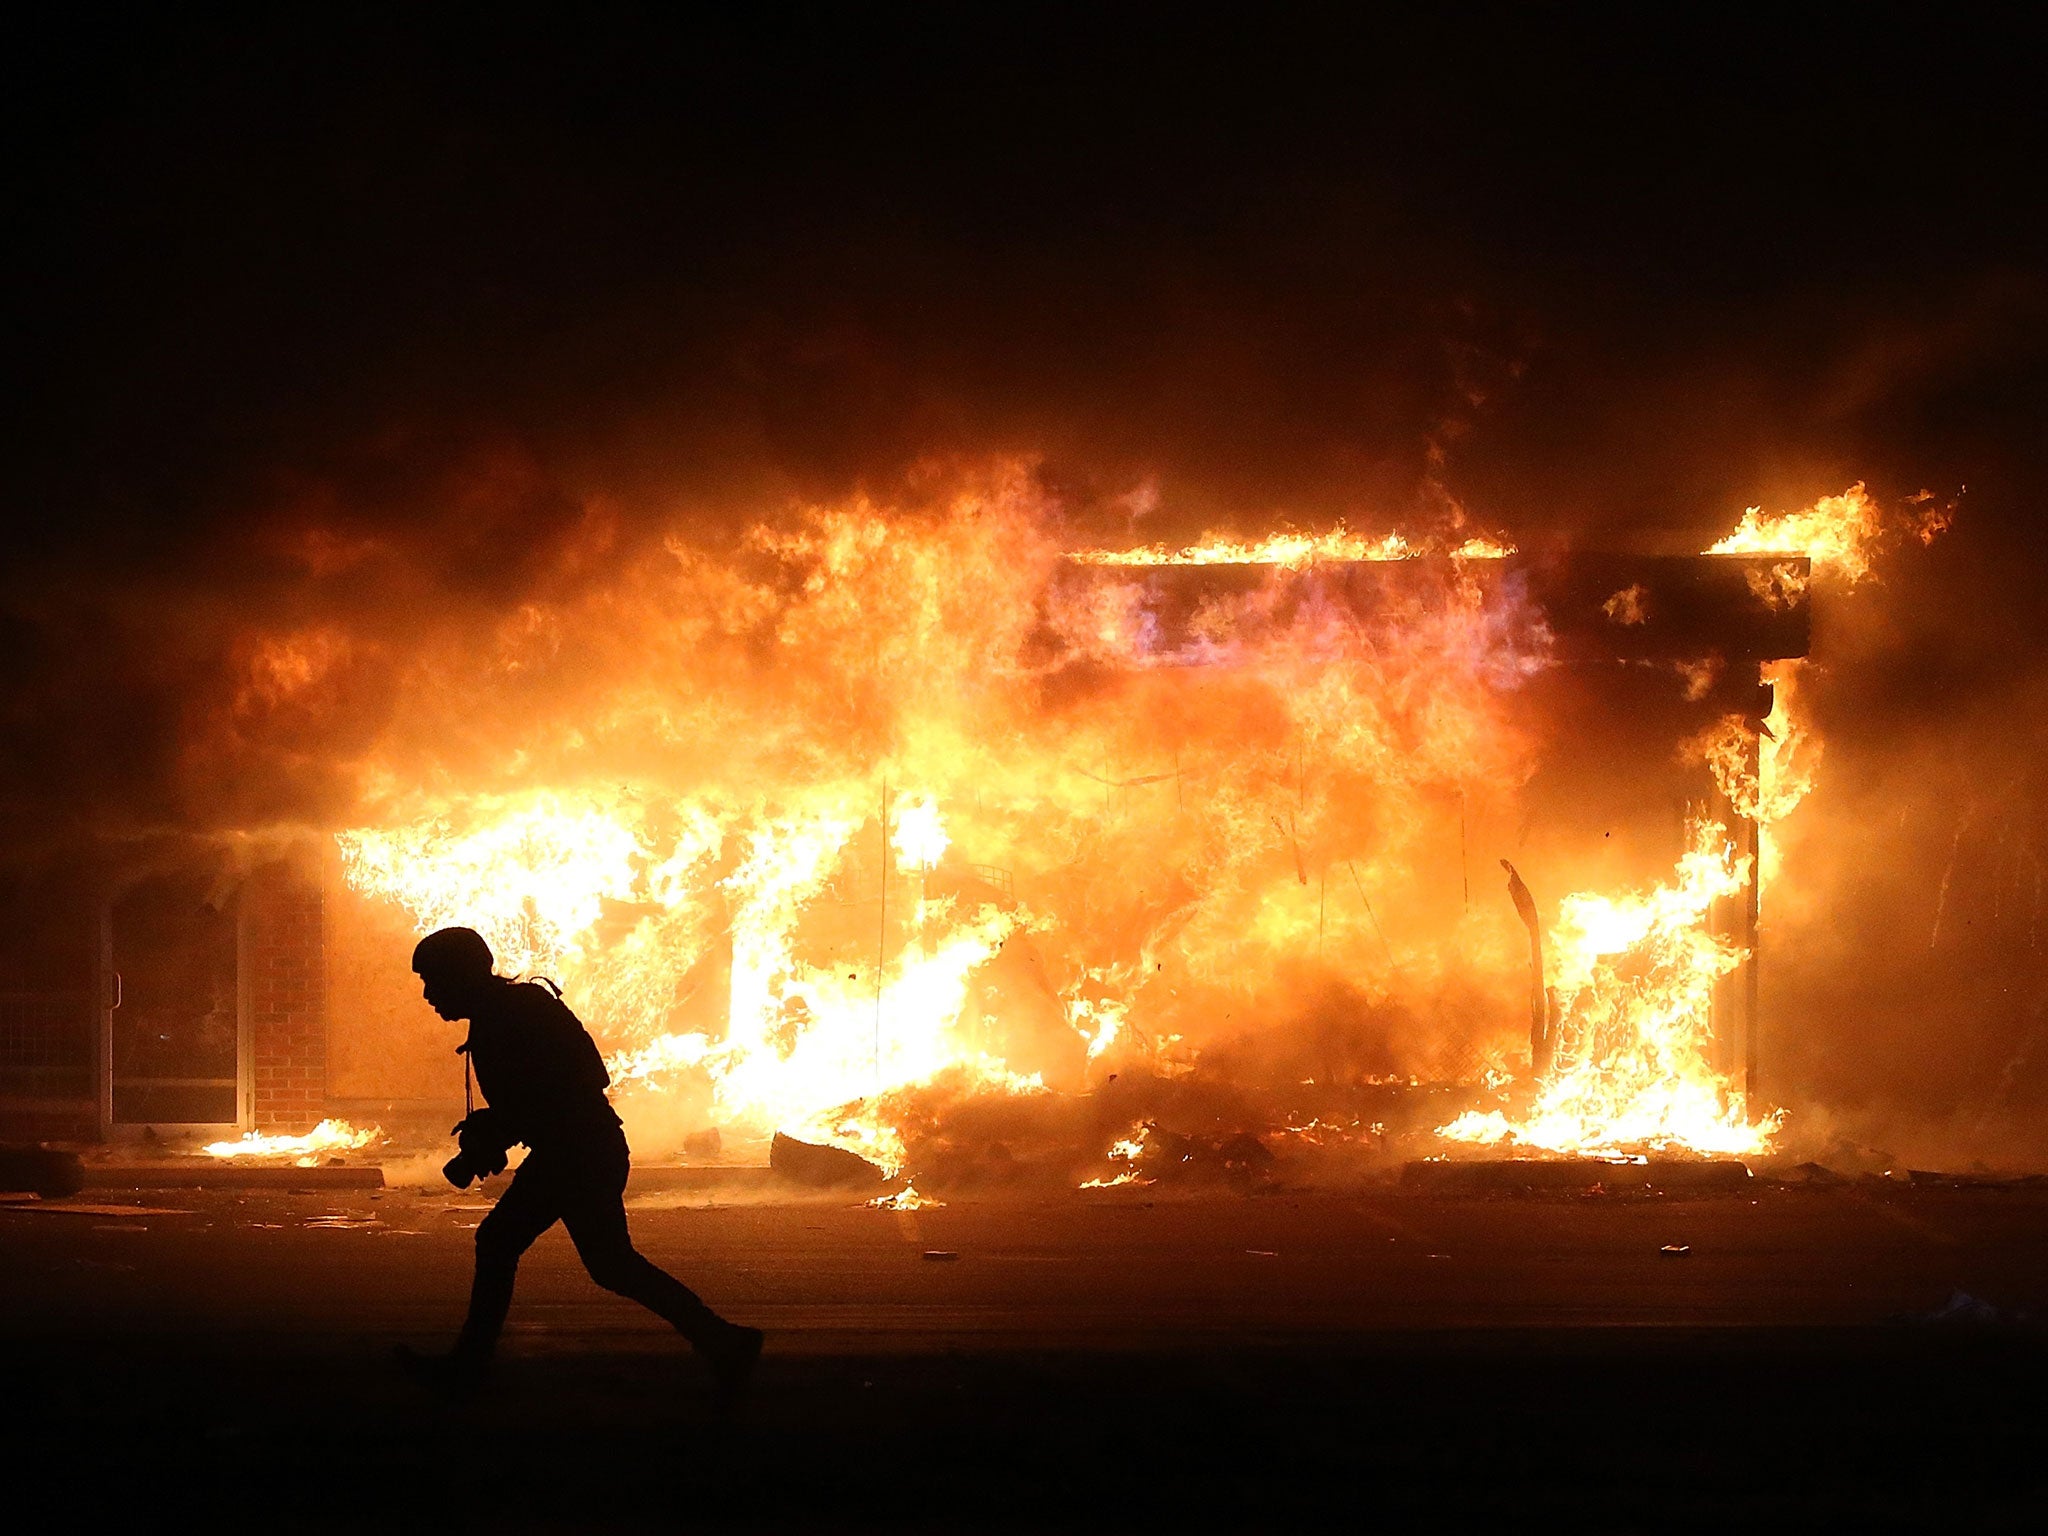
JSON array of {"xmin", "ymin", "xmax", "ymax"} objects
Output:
[{"xmin": 458, "ymin": 1036, "xmax": 475, "ymax": 1118}]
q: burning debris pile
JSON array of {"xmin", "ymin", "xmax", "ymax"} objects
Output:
[{"xmin": 302, "ymin": 474, "xmax": 1944, "ymax": 1186}]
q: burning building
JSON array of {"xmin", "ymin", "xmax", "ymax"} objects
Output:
[{"xmin": 0, "ymin": 473, "xmax": 1944, "ymax": 1184}]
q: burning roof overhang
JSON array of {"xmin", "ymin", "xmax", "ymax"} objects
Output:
[{"xmin": 1049, "ymin": 552, "xmax": 1810, "ymax": 668}]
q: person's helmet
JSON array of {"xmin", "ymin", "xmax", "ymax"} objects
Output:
[{"xmin": 411, "ymin": 926, "xmax": 496, "ymax": 982}]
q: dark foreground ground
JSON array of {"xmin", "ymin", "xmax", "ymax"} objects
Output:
[{"xmin": 3, "ymin": 1178, "xmax": 2046, "ymax": 1532}]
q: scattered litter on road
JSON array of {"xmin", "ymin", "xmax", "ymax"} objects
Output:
[
  {"xmin": 921, "ymin": 1250, "xmax": 959, "ymax": 1261},
  {"xmin": 303, "ymin": 1213, "xmax": 386, "ymax": 1230},
  {"xmin": 1246, "ymin": 1249, "xmax": 1278, "ymax": 1257},
  {"xmin": 1660, "ymin": 1244, "xmax": 1692, "ymax": 1256}
]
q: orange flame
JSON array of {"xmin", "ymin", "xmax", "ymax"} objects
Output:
[
  {"xmin": 1707, "ymin": 481, "xmax": 1951, "ymax": 584},
  {"xmin": 320, "ymin": 476, "xmax": 1948, "ymax": 1180},
  {"xmin": 204, "ymin": 1118, "xmax": 381, "ymax": 1166},
  {"xmin": 1067, "ymin": 525, "xmax": 1513, "ymax": 568},
  {"xmin": 1439, "ymin": 485, "xmax": 1952, "ymax": 1159},
  {"xmin": 333, "ymin": 481, "xmax": 1548, "ymax": 1175},
  {"xmin": 1440, "ymin": 818, "xmax": 1772, "ymax": 1156}
]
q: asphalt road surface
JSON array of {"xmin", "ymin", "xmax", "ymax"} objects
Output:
[{"xmin": 3, "ymin": 1179, "xmax": 2045, "ymax": 1531}]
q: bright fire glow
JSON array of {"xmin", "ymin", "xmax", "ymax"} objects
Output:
[
  {"xmin": 334, "ymin": 480, "xmax": 1548, "ymax": 1177},
  {"xmin": 1081, "ymin": 1126, "xmax": 1155, "ymax": 1188},
  {"xmin": 1434, "ymin": 485, "xmax": 1952, "ymax": 1158},
  {"xmin": 1440, "ymin": 819, "xmax": 1775, "ymax": 1157},
  {"xmin": 1708, "ymin": 481, "xmax": 1950, "ymax": 585},
  {"xmin": 319, "ymin": 476, "xmax": 1944, "ymax": 1181},
  {"xmin": 890, "ymin": 795, "xmax": 949, "ymax": 870},
  {"xmin": 204, "ymin": 1118, "xmax": 381, "ymax": 1166},
  {"xmin": 868, "ymin": 1183, "xmax": 944, "ymax": 1211},
  {"xmin": 1068, "ymin": 525, "xmax": 1514, "ymax": 568},
  {"xmin": 1685, "ymin": 660, "xmax": 1818, "ymax": 890}
]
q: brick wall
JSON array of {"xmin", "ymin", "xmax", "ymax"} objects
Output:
[{"xmin": 246, "ymin": 860, "xmax": 327, "ymax": 1131}]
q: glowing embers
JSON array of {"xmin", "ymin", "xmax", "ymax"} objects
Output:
[
  {"xmin": 1081, "ymin": 1126, "xmax": 1156, "ymax": 1188},
  {"xmin": 1067, "ymin": 526, "xmax": 1514, "ymax": 569},
  {"xmin": 866, "ymin": 1183, "xmax": 944, "ymax": 1211},
  {"xmin": 1080, "ymin": 1122, "xmax": 1279, "ymax": 1188},
  {"xmin": 204, "ymin": 1118, "xmax": 382, "ymax": 1166},
  {"xmin": 1438, "ymin": 819, "xmax": 1777, "ymax": 1159}
]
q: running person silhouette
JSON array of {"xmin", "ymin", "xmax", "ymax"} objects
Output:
[{"xmin": 400, "ymin": 926, "xmax": 761, "ymax": 1405}]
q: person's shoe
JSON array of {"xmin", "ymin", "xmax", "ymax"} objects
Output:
[
  {"xmin": 698, "ymin": 1323, "xmax": 763, "ymax": 1418},
  {"xmin": 393, "ymin": 1342, "xmax": 489, "ymax": 1396}
]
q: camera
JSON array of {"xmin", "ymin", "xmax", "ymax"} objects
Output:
[{"xmin": 441, "ymin": 1110, "xmax": 510, "ymax": 1189}]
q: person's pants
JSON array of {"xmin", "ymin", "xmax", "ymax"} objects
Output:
[{"xmin": 455, "ymin": 1129, "xmax": 726, "ymax": 1360}]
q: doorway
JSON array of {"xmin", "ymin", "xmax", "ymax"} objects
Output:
[{"xmin": 104, "ymin": 870, "xmax": 248, "ymax": 1133}]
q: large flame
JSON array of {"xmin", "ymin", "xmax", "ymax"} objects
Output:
[
  {"xmin": 1708, "ymin": 481, "xmax": 1952, "ymax": 587},
  {"xmin": 321, "ymin": 477, "xmax": 1940, "ymax": 1178},
  {"xmin": 333, "ymin": 480, "xmax": 1546, "ymax": 1172},
  {"xmin": 1435, "ymin": 483, "xmax": 1951, "ymax": 1158},
  {"xmin": 1438, "ymin": 819, "xmax": 1773, "ymax": 1157}
]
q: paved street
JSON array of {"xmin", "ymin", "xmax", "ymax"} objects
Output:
[{"xmin": 4, "ymin": 1180, "xmax": 2046, "ymax": 1530}]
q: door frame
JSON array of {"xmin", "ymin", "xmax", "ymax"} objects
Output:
[{"xmin": 98, "ymin": 878, "xmax": 253, "ymax": 1140}]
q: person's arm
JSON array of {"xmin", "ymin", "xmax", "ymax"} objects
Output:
[{"xmin": 455, "ymin": 1107, "xmax": 513, "ymax": 1176}]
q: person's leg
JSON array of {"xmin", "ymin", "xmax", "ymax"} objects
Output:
[
  {"xmin": 453, "ymin": 1157, "xmax": 564, "ymax": 1363},
  {"xmin": 559, "ymin": 1135, "xmax": 762, "ymax": 1410},
  {"xmin": 560, "ymin": 1167, "xmax": 730, "ymax": 1345}
]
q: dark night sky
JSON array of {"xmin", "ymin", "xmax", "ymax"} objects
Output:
[{"xmin": 8, "ymin": 8, "xmax": 2045, "ymax": 553}]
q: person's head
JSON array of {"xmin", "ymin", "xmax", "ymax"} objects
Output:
[{"xmin": 411, "ymin": 926, "xmax": 498, "ymax": 1020}]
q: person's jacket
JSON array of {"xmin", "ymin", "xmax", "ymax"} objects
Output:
[{"xmin": 463, "ymin": 979, "xmax": 621, "ymax": 1151}]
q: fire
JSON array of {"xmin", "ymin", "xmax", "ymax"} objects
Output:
[
  {"xmin": 1433, "ymin": 484, "xmax": 1953, "ymax": 1159},
  {"xmin": 1081, "ymin": 1127, "xmax": 1155, "ymax": 1188},
  {"xmin": 1685, "ymin": 660, "xmax": 1818, "ymax": 889},
  {"xmin": 1440, "ymin": 819, "xmax": 1773, "ymax": 1157},
  {"xmin": 339, "ymin": 795, "xmax": 654, "ymax": 981},
  {"xmin": 890, "ymin": 795, "xmax": 949, "ymax": 870},
  {"xmin": 1067, "ymin": 525, "xmax": 1513, "ymax": 568},
  {"xmin": 318, "ymin": 473, "xmax": 1948, "ymax": 1182},
  {"xmin": 867, "ymin": 1183, "xmax": 944, "ymax": 1211},
  {"xmin": 346, "ymin": 786, "xmax": 1043, "ymax": 1173},
  {"xmin": 334, "ymin": 479, "xmax": 1546, "ymax": 1178},
  {"xmin": 1707, "ymin": 481, "xmax": 1951, "ymax": 584},
  {"xmin": 205, "ymin": 1118, "xmax": 381, "ymax": 1165}
]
